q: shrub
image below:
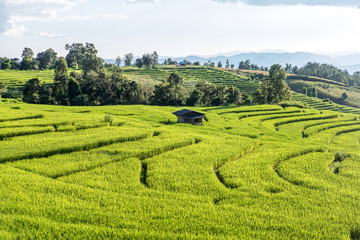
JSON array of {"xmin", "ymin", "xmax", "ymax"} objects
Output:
[{"xmin": 104, "ymin": 114, "xmax": 114, "ymax": 126}]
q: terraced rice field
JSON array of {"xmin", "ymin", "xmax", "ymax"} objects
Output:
[
  {"xmin": 123, "ymin": 66, "xmax": 260, "ymax": 93},
  {"xmin": 0, "ymin": 70, "xmax": 55, "ymax": 98},
  {"xmin": 0, "ymin": 67, "xmax": 260, "ymax": 97},
  {"xmin": 291, "ymin": 92, "xmax": 360, "ymax": 114},
  {"xmin": 1, "ymin": 100, "xmax": 360, "ymax": 239}
]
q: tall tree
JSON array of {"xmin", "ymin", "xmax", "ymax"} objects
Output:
[
  {"xmin": 167, "ymin": 72, "xmax": 183, "ymax": 106},
  {"xmin": 23, "ymin": 78, "xmax": 41, "ymax": 103},
  {"xmin": 20, "ymin": 47, "xmax": 36, "ymax": 70},
  {"xmin": 36, "ymin": 48, "xmax": 58, "ymax": 70},
  {"xmin": 135, "ymin": 58, "xmax": 143, "ymax": 69},
  {"xmin": 115, "ymin": 56, "xmax": 122, "ymax": 67},
  {"xmin": 53, "ymin": 57, "xmax": 69, "ymax": 105},
  {"xmin": 124, "ymin": 53, "xmax": 134, "ymax": 67},
  {"xmin": 151, "ymin": 51, "xmax": 159, "ymax": 67},
  {"xmin": 142, "ymin": 53, "xmax": 152, "ymax": 68},
  {"xmin": 81, "ymin": 54, "xmax": 104, "ymax": 77},
  {"xmin": 225, "ymin": 86, "xmax": 241, "ymax": 105},
  {"xmin": 68, "ymin": 77, "xmax": 82, "ymax": 105},
  {"xmin": 253, "ymin": 64, "xmax": 290, "ymax": 104},
  {"xmin": 225, "ymin": 59, "xmax": 230, "ymax": 68},
  {"xmin": 65, "ymin": 42, "xmax": 98, "ymax": 69}
]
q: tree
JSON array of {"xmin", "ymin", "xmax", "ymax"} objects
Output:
[
  {"xmin": 341, "ymin": 92, "xmax": 348, "ymax": 100},
  {"xmin": 124, "ymin": 53, "xmax": 134, "ymax": 67},
  {"xmin": 20, "ymin": 47, "xmax": 36, "ymax": 70},
  {"xmin": 53, "ymin": 57, "xmax": 69, "ymax": 105},
  {"xmin": 142, "ymin": 53, "xmax": 152, "ymax": 68},
  {"xmin": 10, "ymin": 58, "xmax": 20, "ymax": 69},
  {"xmin": 81, "ymin": 54, "xmax": 104, "ymax": 77},
  {"xmin": 284, "ymin": 63, "xmax": 292, "ymax": 73},
  {"xmin": 68, "ymin": 77, "xmax": 82, "ymax": 105},
  {"xmin": 225, "ymin": 59, "xmax": 230, "ymax": 68},
  {"xmin": 36, "ymin": 48, "xmax": 57, "ymax": 70},
  {"xmin": 65, "ymin": 42, "xmax": 98, "ymax": 69},
  {"xmin": 268, "ymin": 64, "xmax": 290, "ymax": 103},
  {"xmin": 225, "ymin": 86, "xmax": 241, "ymax": 105},
  {"xmin": 151, "ymin": 51, "xmax": 159, "ymax": 67},
  {"xmin": 167, "ymin": 72, "xmax": 183, "ymax": 106},
  {"xmin": 150, "ymin": 83, "xmax": 173, "ymax": 106},
  {"xmin": 39, "ymin": 85, "xmax": 55, "ymax": 104},
  {"xmin": 254, "ymin": 64, "xmax": 290, "ymax": 104},
  {"xmin": 23, "ymin": 78, "xmax": 41, "ymax": 103},
  {"xmin": 54, "ymin": 57, "xmax": 68, "ymax": 83},
  {"xmin": 115, "ymin": 56, "xmax": 122, "ymax": 67},
  {"xmin": 217, "ymin": 61, "xmax": 222, "ymax": 68},
  {"xmin": 150, "ymin": 72, "xmax": 185, "ymax": 106},
  {"xmin": 1, "ymin": 58, "xmax": 11, "ymax": 69},
  {"xmin": 186, "ymin": 89, "xmax": 204, "ymax": 106},
  {"xmin": 22, "ymin": 47, "xmax": 34, "ymax": 59},
  {"xmin": 135, "ymin": 58, "xmax": 143, "ymax": 69}
]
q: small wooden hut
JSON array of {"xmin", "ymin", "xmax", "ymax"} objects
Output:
[{"xmin": 172, "ymin": 109, "xmax": 206, "ymax": 125}]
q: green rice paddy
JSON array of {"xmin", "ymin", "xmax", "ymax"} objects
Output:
[{"xmin": 1, "ymin": 100, "xmax": 360, "ymax": 239}]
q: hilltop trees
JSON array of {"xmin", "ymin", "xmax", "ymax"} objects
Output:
[
  {"xmin": 115, "ymin": 56, "xmax": 122, "ymax": 66},
  {"xmin": 20, "ymin": 47, "xmax": 37, "ymax": 70},
  {"xmin": 36, "ymin": 48, "xmax": 57, "ymax": 70},
  {"xmin": 23, "ymin": 48, "xmax": 143, "ymax": 106},
  {"xmin": 124, "ymin": 53, "xmax": 134, "ymax": 67},
  {"xmin": 141, "ymin": 51, "xmax": 159, "ymax": 68},
  {"xmin": 65, "ymin": 43, "xmax": 98, "ymax": 69},
  {"xmin": 253, "ymin": 64, "xmax": 290, "ymax": 104}
]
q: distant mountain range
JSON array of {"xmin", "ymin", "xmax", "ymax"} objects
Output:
[
  {"xmin": 106, "ymin": 52, "xmax": 360, "ymax": 74},
  {"xmin": 165, "ymin": 52, "xmax": 360, "ymax": 74}
]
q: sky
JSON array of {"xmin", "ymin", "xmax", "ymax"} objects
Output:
[{"xmin": 1, "ymin": 0, "xmax": 360, "ymax": 59}]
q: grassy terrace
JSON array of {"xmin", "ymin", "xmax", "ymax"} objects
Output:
[
  {"xmin": 0, "ymin": 67, "xmax": 260, "ymax": 97},
  {"xmin": 1, "ymin": 100, "xmax": 360, "ymax": 238},
  {"xmin": 122, "ymin": 66, "xmax": 261, "ymax": 93},
  {"xmin": 291, "ymin": 92, "xmax": 360, "ymax": 114}
]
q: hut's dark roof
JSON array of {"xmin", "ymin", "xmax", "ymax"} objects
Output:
[{"xmin": 172, "ymin": 109, "xmax": 206, "ymax": 119}]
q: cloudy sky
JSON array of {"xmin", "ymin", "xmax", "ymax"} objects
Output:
[{"xmin": 1, "ymin": 0, "xmax": 360, "ymax": 58}]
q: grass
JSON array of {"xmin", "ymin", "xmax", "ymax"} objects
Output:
[{"xmin": 1, "ymin": 98, "xmax": 360, "ymax": 238}]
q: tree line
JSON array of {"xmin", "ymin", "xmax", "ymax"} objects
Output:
[
  {"xmin": 0, "ymin": 43, "xmax": 291, "ymax": 106},
  {"xmin": 284, "ymin": 62, "xmax": 360, "ymax": 87}
]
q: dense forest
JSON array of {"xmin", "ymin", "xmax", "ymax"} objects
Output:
[{"xmin": 1, "ymin": 43, "xmax": 291, "ymax": 107}]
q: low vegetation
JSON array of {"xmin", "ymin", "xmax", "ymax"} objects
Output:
[{"xmin": 1, "ymin": 99, "xmax": 360, "ymax": 238}]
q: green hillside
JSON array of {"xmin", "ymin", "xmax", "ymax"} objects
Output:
[
  {"xmin": 0, "ymin": 67, "xmax": 260, "ymax": 99},
  {"xmin": 1, "ymin": 100, "xmax": 360, "ymax": 238},
  {"xmin": 123, "ymin": 66, "xmax": 260, "ymax": 93},
  {"xmin": 291, "ymin": 92, "xmax": 360, "ymax": 114},
  {"xmin": 0, "ymin": 70, "xmax": 55, "ymax": 98}
]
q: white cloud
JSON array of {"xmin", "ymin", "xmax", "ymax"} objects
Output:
[
  {"xmin": 0, "ymin": 0, "xmax": 127, "ymax": 38},
  {"xmin": 126, "ymin": 0, "xmax": 161, "ymax": 4},
  {"xmin": 10, "ymin": 13, "xmax": 128, "ymax": 22},
  {"xmin": 38, "ymin": 31, "xmax": 68, "ymax": 37},
  {"xmin": 0, "ymin": 21, "xmax": 30, "ymax": 37}
]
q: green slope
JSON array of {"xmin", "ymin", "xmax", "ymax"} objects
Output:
[{"xmin": 1, "ymin": 101, "xmax": 360, "ymax": 238}]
